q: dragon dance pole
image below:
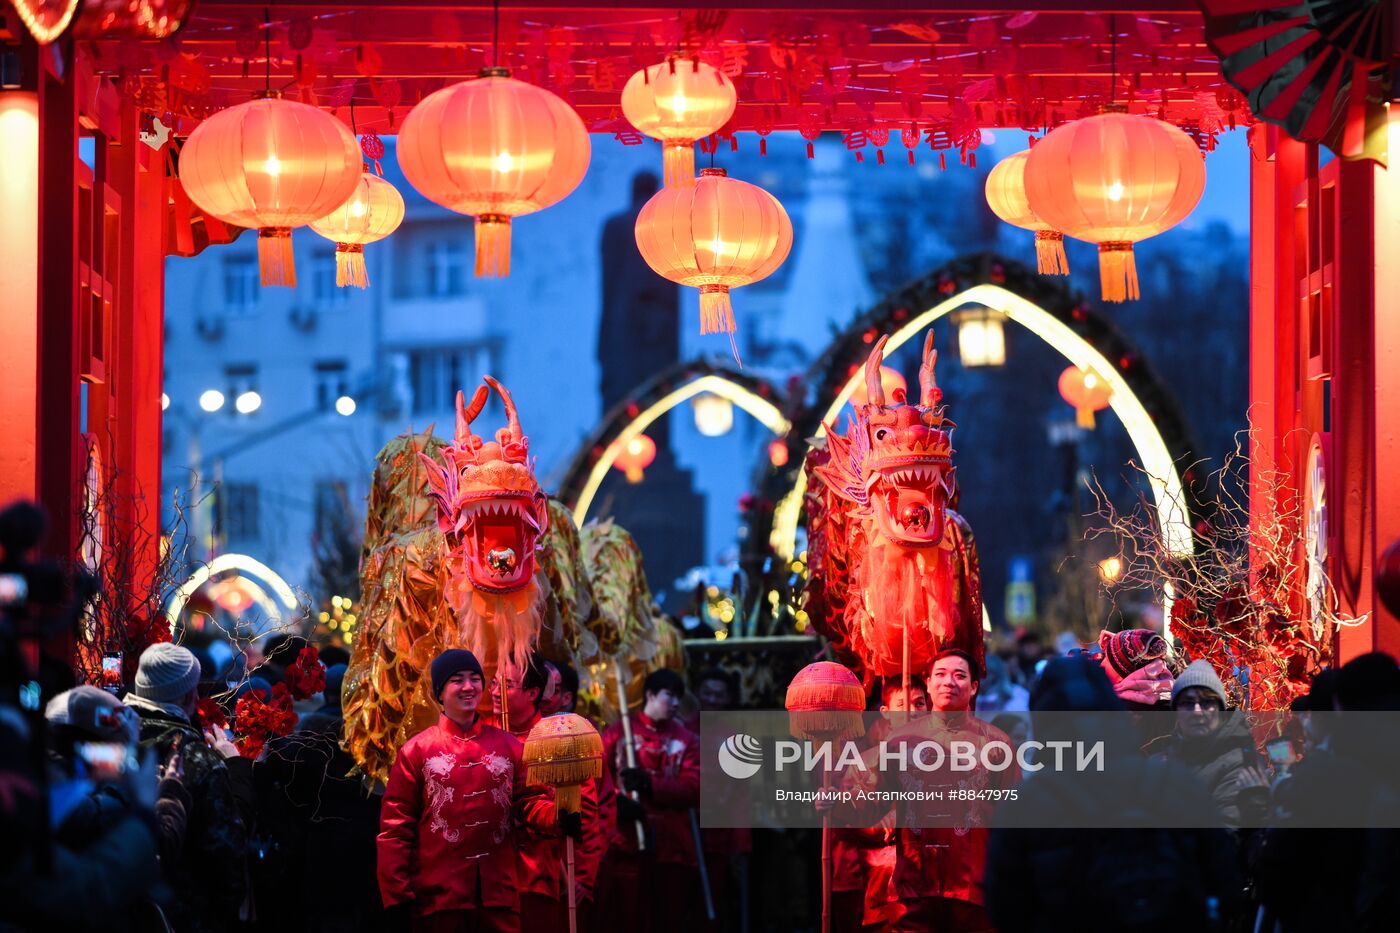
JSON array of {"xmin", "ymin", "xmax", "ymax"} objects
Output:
[
  {"xmin": 901, "ymin": 621, "xmax": 911, "ymax": 714},
  {"xmin": 689, "ymin": 808, "xmax": 715, "ymax": 921},
  {"xmin": 566, "ymin": 836, "xmax": 577, "ymax": 933},
  {"xmin": 614, "ymin": 657, "xmax": 647, "ymax": 850},
  {"xmin": 821, "ymin": 759, "xmax": 832, "ymax": 933}
]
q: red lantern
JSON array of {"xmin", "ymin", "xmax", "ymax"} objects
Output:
[
  {"xmin": 308, "ymin": 170, "xmax": 406, "ymax": 289},
  {"xmin": 634, "ymin": 167, "xmax": 792, "ymax": 359},
  {"xmin": 621, "ymin": 57, "xmax": 737, "ymax": 187},
  {"xmin": 1024, "ymin": 113, "xmax": 1204, "ymax": 302},
  {"xmin": 785, "ymin": 661, "xmax": 865, "ymax": 741},
  {"xmin": 178, "ymin": 97, "xmax": 362, "ymax": 287},
  {"xmin": 397, "ymin": 68, "xmax": 591, "ymax": 278},
  {"xmin": 985, "ymin": 150, "xmax": 1069, "ymax": 276},
  {"xmin": 1058, "ymin": 366, "xmax": 1112, "ymax": 429},
  {"xmin": 613, "ymin": 434, "xmax": 657, "ymax": 483},
  {"xmin": 850, "ymin": 365, "xmax": 907, "ymax": 406}
]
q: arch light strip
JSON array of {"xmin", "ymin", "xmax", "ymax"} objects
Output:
[
  {"xmin": 571, "ymin": 374, "xmax": 791, "ymax": 527},
  {"xmin": 770, "ymin": 283, "xmax": 1194, "ymax": 562},
  {"xmin": 165, "ymin": 552, "xmax": 300, "ymax": 630}
]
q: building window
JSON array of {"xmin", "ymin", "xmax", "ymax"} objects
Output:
[
  {"xmin": 223, "ymin": 256, "xmax": 259, "ymax": 315},
  {"xmin": 406, "ymin": 344, "xmax": 498, "ymax": 415},
  {"xmin": 311, "ymin": 249, "xmax": 350, "ymax": 306},
  {"xmin": 224, "ymin": 364, "xmax": 258, "ymax": 410},
  {"xmin": 217, "ymin": 482, "xmax": 259, "ymax": 543},
  {"xmin": 424, "ymin": 239, "xmax": 468, "ymax": 298},
  {"xmin": 313, "ymin": 480, "xmax": 349, "ymax": 538},
  {"xmin": 314, "ymin": 360, "xmax": 349, "ymax": 411}
]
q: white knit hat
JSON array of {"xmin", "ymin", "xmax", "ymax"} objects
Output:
[
  {"xmin": 1170, "ymin": 659, "xmax": 1228, "ymax": 707},
  {"xmin": 134, "ymin": 642, "xmax": 201, "ymax": 703}
]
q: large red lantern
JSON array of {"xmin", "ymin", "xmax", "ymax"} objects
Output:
[
  {"xmin": 621, "ymin": 57, "xmax": 737, "ymax": 187},
  {"xmin": 849, "ymin": 365, "xmax": 907, "ymax": 406},
  {"xmin": 178, "ymin": 96, "xmax": 362, "ymax": 287},
  {"xmin": 985, "ymin": 150, "xmax": 1069, "ymax": 276},
  {"xmin": 634, "ymin": 167, "xmax": 792, "ymax": 359},
  {"xmin": 308, "ymin": 170, "xmax": 406, "ymax": 289},
  {"xmin": 397, "ymin": 68, "xmax": 591, "ymax": 278},
  {"xmin": 1058, "ymin": 366, "xmax": 1113, "ymax": 429},
  {"xmin": 1024, "ymin": 113, "xmax": 1204, "ymax": 302}
]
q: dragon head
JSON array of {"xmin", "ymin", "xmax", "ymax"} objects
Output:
[
  {"xmin": 420, "ymin": 377, "xmax": 550, "ymax": 593},
  {"xmin": 815, "ymin": 331, "xmax": 956, "ymax": 548}
]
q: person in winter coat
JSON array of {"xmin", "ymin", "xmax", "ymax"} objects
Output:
[
  {"xmin": 595, "ymin": 667, "xmax": 702, "ymax": 933},
  {"xmin": 124, "ymin": 642, "xmax": 249, "ymax": 933},
  {"xmin": 377, "ymin": 648, "xmax": 570, "ymax": 933},
  {"xmin": 984, "ymin": 656, "xmax": 1243, "ymax": 933},
  {"xmin": 1147, "ymin": 660, "xmax": 1269, "ymax": 829}
]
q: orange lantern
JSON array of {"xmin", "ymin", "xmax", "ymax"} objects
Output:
[
  {"xmin": 1058, "ymin": 366, "xmax": 1113, "ymax": 429},
  {"xmin": 178, "ymin": 96, "xmax": 361, "ymax": 287},
  {"xmin": 1024, "ymin": 113, "xmax": 1204, "ymax": 302},
  {"xmin": 397, "ymin": 68, "xmax": 590, "ymax": 278},
  {"xmin": 985, "ymin": 150, "xmax": 1069, "ymax": 276},
  {"xmin": 308, "ymin": 169, "xmax": 406, "ymax": 289},
  {"xmin": 634, "ymin": 167, "xmax": 793, "ymax": 359},
  {"xmin": 621, "ymin": 56, "xmax": 737, "ymax": 188},
  {"xmin": 850, "ymin": 365, "xmax": 908, "ymax": 406},
  {"xmin": 614, "ymin": 434, "xmax": 657, "ymax": 483},
  {"xmin": 524, "ymin": 713, "xmax": 603, "ymax": 814}
]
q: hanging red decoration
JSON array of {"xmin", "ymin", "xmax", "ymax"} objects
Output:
[
  {"xmin": 621, "ymin": 56, "xmax": 738, "ymax": 187},
  {"xmin": 985, "ymin": 150, "xmax": 1070, "ymax": 276},
  {"xmin": 849, "ymin": 366, "xmax": 907, "ymax": 406},
  {"xmin": 178, "ymin": 96, "xmax": 362, "ymax": 287},
  {"xmin": 613, "ymin": 434, "xmax": 657, "ymax": 483},
  {"xmin": 784, "ymin": 661, "xmax": 866, "ymax": 741},
  {"xmin": 633, "ymin": 167, "xmax": 792, "ymax": 361},
  {"xmin": 1058, "ymin": 366, "xmax": 1113, "ymax": 428},
  {"xmin": 308, "ymin": 170, "xmax": 406, "ymax": 289},
  {"xmin": 1024, "ymin": 113, "xmax": 1204, "ymax": 302},
  {"xmin": 397, "ymin": 68, "xmax": 591, "ymax": 278}
]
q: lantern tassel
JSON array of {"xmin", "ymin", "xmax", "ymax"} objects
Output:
[
  {"xmin": 475, "ymin": 214, "xmax": 511, "ymax": 278},
  {"xmin": 1098, "ymin": 241, "xmax": 1139, "ymax": 303},
  {"xmin": 1076, "ymin": 405, "xmax": 1097, "ymax": 429},
  {"xmin": 258, "ymin": 228, "xmax": 296, "ymax": 288},
  {"xmin": 699, "ymin": 284, "xmax": 743, "ymax": 367},
  {"xmin": 663, "ymin": 141, "xmax": 696, "ymax": 187},
  {"xmin": 336, "ymin": 243, "xmax": 368, "ymax": 288},
  {"xmin": 1035, "ymin": 230, "xmax": 1070, "ymax": 276}
]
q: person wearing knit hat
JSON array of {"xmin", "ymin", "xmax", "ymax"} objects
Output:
[
  {"xmin": 378, "ymin": 647, "xmax": 564, "ymax": 927},
  {"xmin": 1148, "ymin": 659, "xmax": 1269, "ymax": 830},
  {"xmin": 133, "ymin": 642, "xmax": 202, "ymax": 708}
]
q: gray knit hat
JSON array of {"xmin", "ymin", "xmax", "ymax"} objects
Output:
[
  {"xmin": 134, "ymin": 642, "xmax": 202, "ymax": 703},
  {"xmin": 1170, "ymin": 659, "xmax": 1228, "ymax": 707}
]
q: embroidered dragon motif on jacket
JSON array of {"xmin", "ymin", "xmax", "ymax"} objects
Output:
[{"xmin": 803, "ymin": 331, "xmax": 984, "ymax": 683}]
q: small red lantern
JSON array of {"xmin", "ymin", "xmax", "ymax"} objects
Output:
[
  {"xmin": 1058, "ymin": 366, "xmax": 1113, "ymax": 429},
  {"xmin": 613, "ymin": 434, "xmax": 657, "ymax": 483},
  {"xmin": 850, "ymin": 366, "xmax": 907, "ymax": 406},
  {"xmin": 785, "ymin": 661, "xmax": 865, "ymax": 742}
]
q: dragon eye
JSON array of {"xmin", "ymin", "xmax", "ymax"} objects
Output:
[{"xmin": 874, "ymin": 428, "xmax": 890, "ymax": 441}]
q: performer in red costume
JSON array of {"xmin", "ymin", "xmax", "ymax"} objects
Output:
[
  {"xmin": 377, "ymin": 649, "xmax": 578, "ymax": 932},
  {"xmin": 494, "ymin": 652, "xmax": 602, "ymax": 931},
  {"xmin": 595, "ymin": 668, "xmax": 702, "ymax": 933}
]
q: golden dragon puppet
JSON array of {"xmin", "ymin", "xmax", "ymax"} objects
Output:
[{"xmin": 803, "ymin": 331, "xmax": 984, "ymax": 684}]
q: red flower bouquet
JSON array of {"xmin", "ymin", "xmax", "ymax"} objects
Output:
[{"xmin": 283, "ymin": 646, "xmax": 326, "ymax": 701}]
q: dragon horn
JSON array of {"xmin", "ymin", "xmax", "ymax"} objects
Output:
[
  {"xmin": 455, "ymin": 385, "xmax": 490, "ymax": 446},
  {"xmin": 482, "ymin": 375, "xmax": 521, "ymax": 441},
  {"xmin": 864, "ymin": 334, "xmax": 890, "ymax": 407},
  {"xmin": 919, "ymin": 330, "xmax": 940, "ymax": 408}
]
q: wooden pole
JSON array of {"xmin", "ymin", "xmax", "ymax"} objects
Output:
[
  {"xmin": 566, "ymin": 835, "xmax": 577, "ymax": 933},
  {"xmin": 614, "ymin": 657, "xmax": 646, "ymax": 850},
  {"xmin": 821, "ymin": 755, "xmax": 831, "ymax": 933}
]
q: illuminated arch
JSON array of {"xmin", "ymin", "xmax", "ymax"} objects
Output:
[
  {"xmin": 557, "ymin": 359, "xmax": 790, "ymax": 526},
  {"xmin": 165, "ymin": 552, "xmax": 300, "ymax": 631},
  {"xmin": 753, "ymin": 253, "xmax": 1206, "ymax": 564}
]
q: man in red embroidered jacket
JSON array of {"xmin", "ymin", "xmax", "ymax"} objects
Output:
[
  {"xmin": 596, "ymin": 668, "xmax": 702, "ymax": 933},
  {"xmin": 377, "ymin": 649, "xmax": 579, "ymax": 933},
  {"xmin": 491, "ymin": 652, "xmax": 601, "ymax": 931}
]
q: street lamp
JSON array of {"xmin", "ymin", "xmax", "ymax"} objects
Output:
[
  {"xmin": 161, "ymin": 393, "xmax": 170, "ymax": 411},
  {"xmin": 952, "ymin": 307, "xmax": 1006, "ymax": 368},
  {"xmin": 335, "ymin": 395, "xmax": 357, "ymax": 417},
  {"xmin": 234, "ymin": 390, "xmax": 263, "ymax": 414},
  {"xmin": 691, "ymin": 393, "xmax": 733, "ymax": 436},
  {"xmin": 199, "ymin": 389, "xmax": 226, "ymax": 412}
]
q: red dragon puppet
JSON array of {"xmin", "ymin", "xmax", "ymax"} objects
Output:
[
  {"xmin": 804, "ymin": 331, "xmax": 984, "ymax": 684},
  {"xmin": 417, "ymin": 376, "xmax": 552, "ymax": 680}
]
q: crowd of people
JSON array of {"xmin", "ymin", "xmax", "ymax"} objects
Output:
[{"xmin": 2, "ymin": 622, "xmax": 1399, "ymax": 933}]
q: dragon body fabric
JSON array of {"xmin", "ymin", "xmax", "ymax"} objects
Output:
[{"xmin": 804, "ymin": 332, "xmax": 984, "ymax": 683}]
